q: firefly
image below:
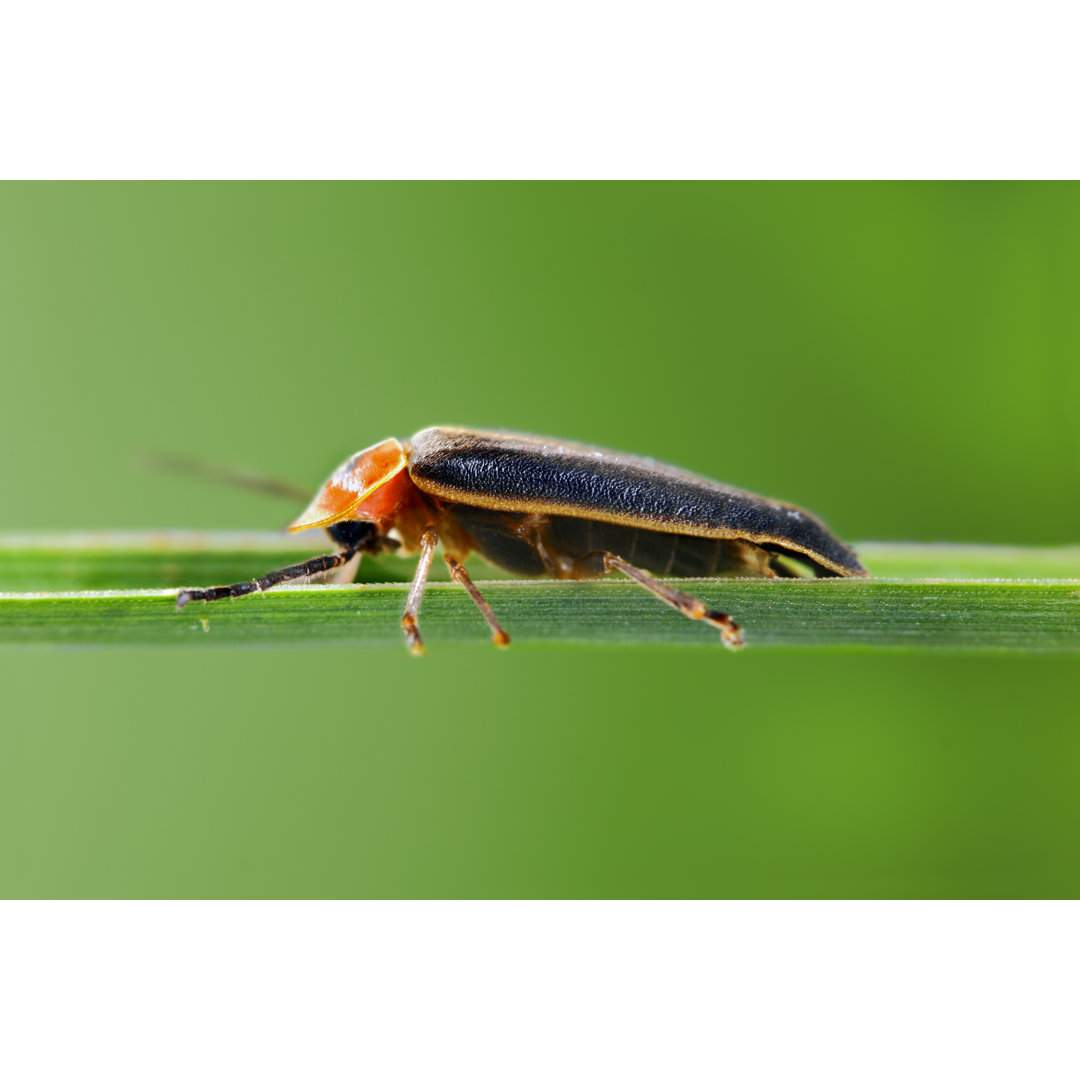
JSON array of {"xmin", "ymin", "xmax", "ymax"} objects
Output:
[{"xmin": 176, "ymin": 427, "xmax": 867, "ymax": 652}]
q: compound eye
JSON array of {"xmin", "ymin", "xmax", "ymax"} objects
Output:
[{"xmin": 288, "ymin": 438, "xmax": 407, "ymax": 532}]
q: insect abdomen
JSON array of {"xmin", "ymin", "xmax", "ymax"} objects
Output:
[{"xmin": 441, "ymin": 504, "xmax": 778, "ymax": 580}]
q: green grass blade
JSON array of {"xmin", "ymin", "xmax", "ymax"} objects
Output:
[{"xmin": 1, "ymin": 532, "xmax": 1078, "ymax": 652}]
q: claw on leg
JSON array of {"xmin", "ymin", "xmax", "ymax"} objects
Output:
[{"xmin": 400, "ymin": 613, "xmax": 426, "ymax": 656}]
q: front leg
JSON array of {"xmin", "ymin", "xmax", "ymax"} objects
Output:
[{"xmin": 400, "ymin": 528, "xmax": 439, "ymax": 655}]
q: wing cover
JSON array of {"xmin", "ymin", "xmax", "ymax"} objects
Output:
[{"xmin": 407, "ymin": 427, "xmax": 866, "ymax": 576}]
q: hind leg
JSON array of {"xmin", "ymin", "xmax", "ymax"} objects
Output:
[{"xmin": 601, "ymin": 552, "xmax": 743, "ymax": 649}]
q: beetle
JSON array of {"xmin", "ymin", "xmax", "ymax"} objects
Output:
[{"xmin": 176, "ymin": 427, "xmax": 868, "ymax": 652}]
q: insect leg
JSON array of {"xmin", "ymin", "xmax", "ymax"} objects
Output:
[
  {"xmin": 444, "ymin": 554, "xmax": 510, "ymax": 647},
  {"xmin": 601, "ymin": 552, "xmax": 744, "ymax": 649},
  {"xmin": 400, "ymin": 528, "xmax": 439, "ymax": 656},
  {"xmin": 175, "ymin": 547, "xmax": 360, "ymax": 609}
]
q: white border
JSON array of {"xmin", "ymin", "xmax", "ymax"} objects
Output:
[
  {"xmin": 1, "ymin": 902, "xmax": 1075, "ymax": 1079},
  {"xmin": 2, "ymin": 3, "xmax": 1075, "ymax": 1076},
  {"xmin": 2, "ymin": 1, "xmax": 1077, "ymax": 178}
]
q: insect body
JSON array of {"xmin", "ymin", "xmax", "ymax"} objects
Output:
[{"xmin": 176, "ymin": 427, "xmax": 868, "ymax": 652}]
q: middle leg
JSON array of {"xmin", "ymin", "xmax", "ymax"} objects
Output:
[{"xmin": 444, "ymin": 554, "xmax": 510, "ymax": 647}]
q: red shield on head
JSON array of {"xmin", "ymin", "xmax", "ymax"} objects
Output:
[{"xmin": 288, "ymin": 438, "xmax": 408, "ymax": 532}]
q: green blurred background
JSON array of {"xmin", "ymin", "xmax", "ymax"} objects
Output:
[{"xmin": 1, "ymin": 182, "xmax": 1078, "ymax": 897}]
